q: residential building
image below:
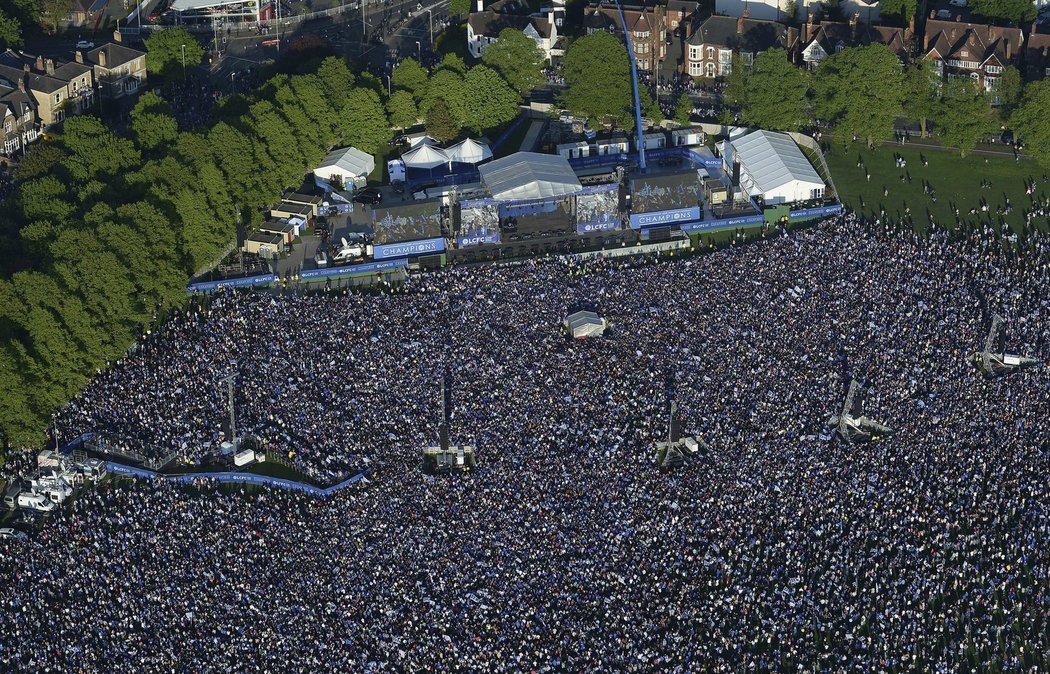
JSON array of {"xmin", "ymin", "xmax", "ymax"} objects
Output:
[
  {"xmin": 715, "ymin": 0, "xmax": 881, "ymax": 23},
  {"xmin": 467, "ymin": 0, "xmax": 560, "ymax": 61},
  {"xmin": 0, "ymin": 51, "xmax": 94, "ymax": 129},
  {"xmin": 923, "ymin": 15, "xmax": 1023, "ymax": 93},
  {"xmin": 799, "ymin": 14, "xmax": 912, "ymax": 70},
  {"xmin": 1024, "ymin": 28, "xmax": 1050, "ymax": 81},
  {"xmin": 0, "ymin": 84, "xmax": 38, "ymax": 155},
  {"xmin": 685, "ymin": 14, "xmax": 794, "ymax": 79},
  {"xmin": 80, "ymin": 41, "xmax": 147, "ymax": 100},
  {"xmin": 583, "ymin": 1, "xmax": 668, "ymax": 73}
]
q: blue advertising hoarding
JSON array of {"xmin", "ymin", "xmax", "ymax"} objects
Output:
[
  {"xmin": 789, "ymin": 204, "xmax": 843, "ymax": 221},
  {"xmin": 630, "ymin": 206, "xmax": 702, "ymax": 229},
  {"xmin": 188, "ymin": 274, "xmax": 275, "ymax": 294},
  {"xmin": 104, "ymin": 461, "xmax": 372, "ymax": 497},
  {"xmin": 372, "ymin": 237, "xmax": 446, "ymax": 260},
  {"xmin": 456, "ymin": 230, "xmax": 501, "ymax": 247},
  {"xmin": 680, "ymin": 213, "xmax": 765, "ymax": 233},
  {"xmin": 300, "ymin": 258, "xmax": 408, "ymax": 281}
]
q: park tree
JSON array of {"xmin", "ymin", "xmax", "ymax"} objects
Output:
[
  {"xmin": 739, "ymin": 49, "xmax": 809, "ymax": 131},
  {"xmin": 995, "ymin": 65, "xmax": 1023, "ymax": 115},
  {"xmin": 61, "ymin": 116, "xmax": 141, "ymax": 186},
  {"xmin": 449, "ymin": 0, "xmax": 470, "ymax": 15},
  {"xmin": 437, "ymin": 53, "xmax": 467, "ymax": 75},
  {"xmin": 426, "ymin": 98, "xmax": 461, "ymax": 143},
  {"xmin": 722, "ymin": 55, "xmax": 748, "ymax": 108},
  {"xmin": 673, "ymin": 93, "xmax": 692, "ymax": 127},
  {"xmin": 463, "ymin": 64, "xmax": 520, "ymax": 133},
  {"xmin": 392, "ymin": 58, "xmax": 430, "ymax": 101},
  {"xmin": 902, "ymin": 60, "xmax": 939, "ymax": 137},
  {"xmin": 1011, "ymin": 79, "xmax": 1050, "ymax": 167},
  {"xmin": 130, "ymin": 92, "xmax": 179, "ymax": 151},
  {"xmin": 482, "ymin": 28, "xmax": 546, "ymax": 95},
  {"xmin": 38, "ymin": 0, "xmax": 70, "ymax": 34},
  {"xmin": 15, "ymin": 144, "xmax": 66, "ymax": 181},
  {"xmin": 387, "ymin": 90, "xmax": 419, "ymax": 130},
  {"xmin": 936, "ymin": 78, "xmax": 996, "ymax": 157},
  {"xmin": 969, "ymin": 0, "xmax": 1036, "ymax": 23},
  {"xmin": 561, "ymin": 31, "xmax": 633, "ymax": 130},
  {"xmin": 422, "ymin": 68, "xmax": 467, "ymax": 122},
  {"xmin": 315, "ymin": 56, "xmax": 356, "ymax": 110},
  {"xmin": 340, "ymin": 88, "xmax": 389, "ymax": 154},
  {"xmin": 145, "ymin": 28, "xmax": 205, "ymax": 80},
  {"xmin": 879, "ymin": 0, "xmax": 918, "ymax": 26},
  {"xmin": 813, "ymin": 44, "xmax": 905, "ymax": 148},
  {"xmin": 0, "ymin": 12, "xmax": 21, "ymax": 49}
]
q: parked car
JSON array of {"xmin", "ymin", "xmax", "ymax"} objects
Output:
[
  {"xmin": 352, "ymin": 188, "xmax": 382, "ymax": 206},
  {"xmin": 75, "ymin": 40, "xmax": 94, "ymax": 49},
  {"xmin": 0, "ymin": 528, "xmax": 28, "ymax": 541}
]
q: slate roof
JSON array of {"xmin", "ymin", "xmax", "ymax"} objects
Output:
[{"xmin": 688, "ymin": 15, "xmax": 789, "ymax": 52}]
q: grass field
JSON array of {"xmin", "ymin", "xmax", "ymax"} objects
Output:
[{"xmin": 825, "ymin": 142, "xmax": 1043, "ymax": 234}]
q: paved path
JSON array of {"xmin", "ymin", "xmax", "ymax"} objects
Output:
[{"xmin": 518, "ymin": 119, "xmax": 545, "ymax": 153}]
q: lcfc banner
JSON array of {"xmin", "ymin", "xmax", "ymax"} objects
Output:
[
  {"xmin": 372, "ymin": 237, "xmax": 446, "ymax": 260},
  {"xmin": 456, "ymin": 230, "xmax": 501, "ymax": 247},
  {"xmin": 300, "ymin": 259, "xmax": 408, "ymax": 281},
  {"xmin": 789, "ymin": 204, "xmax": 843, "ymax": 221},
  {"xmin": 188, "ymin": 274, "xmax": 275, "ymax": 293},
  {"xmin": 577, "ymin": 220, "xmax": 620, "ymax": 234},
  {"xmin": 630, "ymin": 206, "xmax": 701, "ymax": 229}
]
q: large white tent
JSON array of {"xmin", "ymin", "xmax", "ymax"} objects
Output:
[
  {"xmin": 314, "ymin": 147, "xmax": 375, "ymax": 187},
  {"xmin": 479, "ymin": 152, "xmax": 582, "ymax": 202},
  {"xmin": 402, "ymin": 144, "xmax": 449, "ymax": 170},
  {"xmin": 718, "ymin": 130, "xmax": 825, "ymax": 205},
  {"xmin": 445, "ymin": 138, "xmax": 493, "ymax": 166}
]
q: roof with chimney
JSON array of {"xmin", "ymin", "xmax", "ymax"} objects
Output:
[
  {"xmin": 1025, "ymin": 31, "xmax": 1050, "ymax": 80},
  {"xmin": 583, "ymin": 2, "xmax": 664, "ymax": 34},
  {"xmin": 923, "ymin": 19, "xmax": 1021, "ymax": 67},
  {"xmin": 85, "ymin": 42, "xmax": 145, "ymax": 70},
  {"xmin": 0, "ymin": 84, "xmax": 36, "ymax": 123},
  {"xmin": 688, "ymin": 15, "xmax": 790, "ymax": 51},
  {"xmin": 468, "ymin": 11, "xmax": 553, "ymax": 39},
  {"xmin": 803, "ymin": 20, "xmax": 910, "ymax": 62}
]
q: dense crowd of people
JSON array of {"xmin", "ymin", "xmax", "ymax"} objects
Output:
[
  {"xmin": 3, "ymin": 212, "xmax": 1048, "ymax": 672},
  {"xmin": 162, "ymin": 74, "xmax": 224, "ymax": 131}
]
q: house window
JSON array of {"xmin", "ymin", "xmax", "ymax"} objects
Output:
[
  {"xmin": 706, "ymin": 62, "xmax": 715, "ymax": 77},
  {"xmin": 635, "ymin": 31, "xmax": 649, "ymax": 39},
  {"xmin": 718, "ymin": 49, "xmax": 731, "ymax": 64},
  {"xmin": 741, "ymin": 51, "xmax": 753, "ymax": 67},
  {"xmin": 707, "ymin": 46, "xmax": 714, "ymax": 59},
  {"xmin": 960, "ymin": 50, "xmax": 968, "ymax": 57},
  {"xmin": 689, "ymin": 62, "xmax": 702, "ymax": 76},
  {"xmin": 671, "ymin": 19, "xmax": 678, "ymax": 27},
  {"xmin": 811, "ymin": 187, "xmax": 824, "ymax": 199},
  {"xmin": 4, "ymin": 119, "xmax": 11, "ymax": 133},
  {"xmin": 720, "ymin": 61, "xmax": 731, "ymax": 76},
  {"xmin": 986, "ymin": 65, "xmax": 1002, "ymax": 74},
  {"xmin": 54, "ymin": 93, "xmax": 61, "ymax": 104},
  {"xmin": 689, "ymin": 46, "xmax": 700, "ymax": 61}
]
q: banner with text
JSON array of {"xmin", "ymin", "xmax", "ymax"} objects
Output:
[
  {"xmin": 630, "ymin": 206, "xmax": 701, "ymax": 229},
  {"xmin": 789, "ymin": 204, "xmax": 843, "ymax": 221},
  {"xmin": 299, "ymin": 259, "xmax": 408, "ymax": 281},
  {"xmin": 372, "ymin": 237, "xmax": 446, "ymax": 260},
  {"xmin": 188, "ymin": 274, "xmax": 275, "ymax": 294}
]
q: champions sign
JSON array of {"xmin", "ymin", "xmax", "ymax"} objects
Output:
[
  {"xmin": 372, "ymin": 237, "xmax": 446, "ymax": 260},
  {"xmin": 629, "ymin": 206, "xmax": 701, "ymax": 229}
]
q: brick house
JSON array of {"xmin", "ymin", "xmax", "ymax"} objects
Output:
[
  {"xmin": 923, "ymin": 15, "xmax": 1023, "ymax": 93},
  {"xmin": 583, "ymin": 1, "xmax": 669, "ymax": 73},
  {"xmin": 467, "ymin": 0, "xmax": 560, "ymax": 61},
  {"xmin": 799, "ymin": 14, "xmax": 912, "ymax": 69},
  {"xmin": 684, "ymin": 14, "xmax": 794, "ymax": 79},
  {"xmin": 1024, "ymin": 28, "xmax": 1050, "ymax": 81}
]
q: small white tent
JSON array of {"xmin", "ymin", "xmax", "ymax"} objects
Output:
[
  {"xmin": 445, "ymin": 138, "xmax": 493, "ymax": 166},
  {"xmin": 402, "ymin": 144, "xmax": 449, "ymax": 170},
  {"xmin": 564, "ymin": 310, "xmax": 607, "ymax": 339}
]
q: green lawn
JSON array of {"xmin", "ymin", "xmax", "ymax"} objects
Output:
[{"xmin": 826, "ymin": 142, "xmax": 1040, "ymax": 234}]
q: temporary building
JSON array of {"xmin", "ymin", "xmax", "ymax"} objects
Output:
[
  {"xmin": 314, "ymin": 147, "xmax": 375, "ymax": 187},
  {"xmin": 479, "ymin": 152, "xmax": 583, "ymax": 202},
  {"xmin": 402, "ymin": 143, "xmax": 449, "ymax": 170},
  {"xmin": 445, "ymin": 138, "xmax": 493, "ymax": 166},
  {"xmin": 564, "ymin": 310, "xmax": 607, "ymax": 339},
  {"xmin": 718, "ymin": 130, "xmax": 825, "ymax": 205}
]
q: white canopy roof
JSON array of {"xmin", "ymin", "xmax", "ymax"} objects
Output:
[
  {"xmin": 445, "ymin": 138, "xmax": 492, "ymax": 165},
  {"xmin": 402, "ymin": 143, "xmax": 449, "ymax": 169},
  {"xmin": 565, "ymin": 310, "xmax": 606, "ymax": 339},
  {"xmin": 725, "ymin": 130, "xmax": 823, "ymax": 196},
  {"xmin": 315, "ymin": 146, "xmax": 375, "ymax": 179},
  {"xmin": 479, "ymin": 152, "xmax": 582, "ymax": 201}
]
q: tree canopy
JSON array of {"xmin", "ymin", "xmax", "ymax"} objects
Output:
[
  {"xmin": 387, "ymin": 90, "xmax": 419, "ymax": 130},
  {"xmin": 1011, "ymin": 79, "xmax": 1050, "ymax": 167},
  {"xmin": 936, "ymin": 78, "xmax": 997, "ymax": 157},
  {"xmin": 902, "ymin": 60, "xmax": 939, "ymax": 137},
  {"xmin": 463, "ymin": 65, "xmax": 521, "ymax": 133},
  {"xmin": 968, "ymin": 0, "xmax": 1036, "ymax": 23},
  {"xmin": 738, "ymin": 49, "xmax": 810, "ymax": 132},
  {"xmin": 561, "ymin": 32, "xmax": 633, "ymax": 131},
  {"xmin": 482, "ymin": 28, "xmax": 546, "ymax": 95},
  {"xmin": 392, "ymin": 58, "xmax": 430, "ymax": 101},
  {"xmin": 426, "ymin": 98, "xmax": 461, "ymax": 143},
  {"xmin": 813, "ymin": 44, "xmax": 905, "ymax": 148},
  {"xmin": 145, "ymin": 28, "xmax": 206, "ymax": 80}
]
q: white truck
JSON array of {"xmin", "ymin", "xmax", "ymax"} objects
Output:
[
  {"xmin": 233, "ymin": 449, "xmax": 257, "ymax": 467},
  {"xmin": 17, "ymin": 492, "xmax": 56, "ymax": 513},
  {"xmin": 30, "ymin": 474, "xmax": 73, "ymax": 505}
]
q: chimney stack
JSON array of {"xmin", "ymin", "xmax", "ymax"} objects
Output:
[
  {"xmin": 75, "ymin": 50, "xmax": 84, "ymax": 64},
  {"xmin": 35, "ymin": 55, "xmax": 43, "ymax": 72},
  {"xmin": 45, "ymin": 59, "xmax": 54, "ymax": 76},
  {"xmin": 1006, "ymin": 37, "xmax": 1012, "ymax": 61},
  {"xmin": 113, "ymin": 29, "xmax": 123, "ymax": 43},
  {"xmin": 476, "ymin": 0, "xmax": 483, "ymax": 11},
  {"xmin": 737, "ymin": 15, "xmax": 744, "ymax": 34},
  {"xmin": 929, "ymin": 10, "xmax": 935, "ymax": 19},
  {"xmin": 99, "ymin": 50, "xmax": 107, "ymax": 67},
  {"xmin": 955, "ymin": 14, "xmax": 961, "ymax": 22}
]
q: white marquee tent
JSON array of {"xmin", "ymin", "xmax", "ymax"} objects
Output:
[
  {"xmin": 564, "ymin": 310, "xmax": 607, "ymax": 339},
  {"xmin": 717, "ymin": 130, "xmax": 825, "ymax": 205},
  {"xmin": 479, "ymin": 152, "xmax": 582, "ymax": 202},
  {"xmin": 314, "ymin": 147, "xmax": 375, "ymax": 187}
]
